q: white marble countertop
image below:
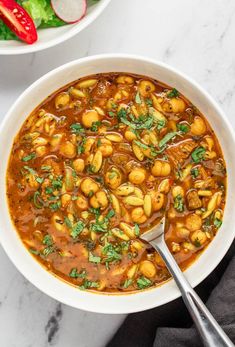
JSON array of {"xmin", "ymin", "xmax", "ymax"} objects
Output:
[{"xmin": 0, "ymin": 0, "xmax": 235, "ymax": 346}]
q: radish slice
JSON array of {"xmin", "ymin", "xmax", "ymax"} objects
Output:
[{"xmin": 51, "ymin": 0, "xmax": 87, "ymax": 24}]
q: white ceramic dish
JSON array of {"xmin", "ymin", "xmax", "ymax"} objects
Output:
[
  {"xmin": 0, "ymin": 54, "xmax": 235, "ymax": 314},
  {"xmin": 0, "ymin": 0, "xmax": 111, "ymax": 55}
]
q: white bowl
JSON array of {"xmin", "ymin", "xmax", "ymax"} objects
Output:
[
  {"xmin": 0, "ymin": 0, "xmax": 111, "ymax": 55},
  {"xmin": 0, "ymin": 54, "xmax": 234, "ymax": 314}
]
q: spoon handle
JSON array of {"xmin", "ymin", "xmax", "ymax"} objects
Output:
[{"xmin": 150, "ymin": 237, "xmax": 234, "ymax": 347}]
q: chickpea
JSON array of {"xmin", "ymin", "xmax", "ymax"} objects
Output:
[
  {"xmin": 50, "ymin": 134, "xmax": 63, "ymax": 149},
  {"xmin": 84, "ymin": 137, "xmax": 95, "ymax": 154},
  {"xmin": 76, "ymin": 195, "xmax": 88, "ymax": 211},
  {"xmin": 191, "ymin": 230, "xmax": 207, "ymax": 245},
  {"xmin": 116, "ymin": 75, "xmax": 134, "ymax": 84},
  {"xmin": 35, "ymin": 146, "xmax": 47, "ymax": 157},
  {"xmin": 131, "ymin": 207, "xmax": 147, "ymax": 223},
  {"xmin": 150, "ymin": 192, "xmax": 165, "ymax": 211},
  {"xmin": 98, "ymin": 138, "xmax": 113, "ymax": 157},
  {"xmin": 51, "ymin": 214, "xmax": 66, "ymax": 232},
  {"xmin": 185, "ymin": 214, "xmax": 202, "ymax": 231},
  {"xmin": 76, "ymin": 79, "xmax": 97, "ymax": 89},
  {"xmin": 90, "ymin": 190, "xmax": 108, "ymax": 210},
  {"xmin": 158, "ymin": 179, "xmax": 170, "ymax": 193},
  {"xmin": 139, "ymin": 80, "xmax": 156, "ymax": 97},
  {"xmin": 80, "ymin": 178, "xmax": 99, "ymax": 196},
  {"xmin": 177, "ymin": 227, "xmax": 190, "ymax": 238},
  {"xmin": 82, "ymin": 110, "xmax": 99, "ymax": 128},
  {"xmin": 139, "ymin": 260, "xmax": 156, "ymax": 278},
  {"xmin": 124, "ymin": 130, "xmax": 137, "ymax": 141},
  {"xmin": 55, "ymin": 92, "xmax": 70, "ymax": 109},
  {"xmin": 61, "ymin": 193, "xmax": 71, "ymax": 208},
  {"xmin": 25, "ymin": 174, "xmax": 39, "ymax": 189},
  {"xmin": 162, "ymin": 98, "xmax": 186, "ymax": 113},
  {"xmin": 129, "ymin": 168, "xmax": 146, "ymax": 185},
  {"xmin": 105, "ymin": 167, "xmax": 122, "ymax": 189},
  {"xmin": 172, "ymin": 185, "xmax": 184, "ymax": 198},
  {"xmin": 191, "ymin": 116, "xmax": 206, "ymax": 136},
  {"xmin": 151, "ymin": 160, "xmax": 171, "ymax": 177},
  {"xmin": 60, "ymin": 141, "xmax": 76, "ymax": 158},
  {"xmin": 73, "ymin": 158, "xmax": 85, "ymax": 173}
]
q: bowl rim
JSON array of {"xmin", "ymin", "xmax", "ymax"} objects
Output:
[
  {"xmin": 0, "ymin": 0, "xmax": 112, "ymax": 55},
  {"xmin": 1, "ymin": 53, "xmax": 235, "ymax": 314}
]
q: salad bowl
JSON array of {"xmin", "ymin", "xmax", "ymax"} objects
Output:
[{"xmin": 0, "ymin": 0, "xmax": 111, "ymax": 55}]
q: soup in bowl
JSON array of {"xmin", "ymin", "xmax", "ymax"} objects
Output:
[{"xmin": 0, "ymin": 55, "xmax": 235, "ymax": 313}]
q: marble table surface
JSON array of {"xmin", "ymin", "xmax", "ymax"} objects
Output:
[{"xmin": 1, "ymin": 0, "xmax": 235, "ymax": 346}]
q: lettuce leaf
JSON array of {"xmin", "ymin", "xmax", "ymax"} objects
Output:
[{"xmin": 21, "ymin": 0, "xmax": 65, "ymax": 28}]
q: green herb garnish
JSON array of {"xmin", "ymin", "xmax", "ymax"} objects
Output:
[
  {"xmin": 122, "ymin": 279, "xmax": 133, "ymax": 289},
  {"xmin": 177, "ymin": 123, "xmax": 189, "ymax": 133},
  {"xmin": 214, "ymin": 218, "xmax": 222, "ymax": 229},
  {"xmin": 70, "ymin": 221, "xmax": 85, "ymax": 239},
  {"xmin": 89, "ymin": 252, "xmax": 101, "ymax": 263},
  {"xmin": 174, "ymin": 195, "xmax": 184, "ymax": 212},
  {"xmin": 191, "ymin": 147, "xmax": 206, "ymax": 163},
  {"xmin": 191, "ymin": 167, "xmax": 199, "ymax": 178},
  {"xmin": 159, "ymin": 131, "xmax": 178, "ymax": 148},
  {"xmin": 134, "ymin": 223, "xmax": 140, "ymax": 236},
  {"xmin": 33, "ymin": 191, "xmax": 44, "ymax": 209},
  {"xmin": 135, "ymin": 91, "xmax": 142, "ymax": 104},
  {"xmin": 167, "ymin": 88, "xmax": 179, "ymax": 98},
  {"xmin": 137, "ymin": 276, "xmax": 152, "ymax": 289},
  {"xmin": 22, "ymin": 152, "xmax": 36, "ymax": 162},
  {"xmin": 70, "ymin": 123, "xmax": 85, "ymax": 134}
]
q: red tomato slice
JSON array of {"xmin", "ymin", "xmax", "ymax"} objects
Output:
[{"xmin": 0, "ymin": 0, "xmax": 37, "ymax": 44}]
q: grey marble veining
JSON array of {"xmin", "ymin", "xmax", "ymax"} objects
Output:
[{"xmin": 1, "ymin": 0, "xmax": 235, "ymax": 346}]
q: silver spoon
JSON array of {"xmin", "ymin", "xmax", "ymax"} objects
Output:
[{"xmin": 140, "ymin": 217, "xmax": 234, "ymax": 347}]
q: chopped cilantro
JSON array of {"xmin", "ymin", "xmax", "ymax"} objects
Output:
[
  {"xmin": 191, "ymin": 167, "xmax": 199, "ymax": 178},
  {"xmin": 106, "ymin": 209, "xmax": 115, "ymax": 220},
  {"xmin": 159, "ymin": 131, "xmax": 179, "ymax": 148},
  {"xmin": 29, "ymin": 248, "xmax": 40, "ymax": 255},
  {"xmin": 89, "ymin": 252, "xmax": 101, "ymax": 263},
  {"xmin": 79, "ymin": 280, "xmax": 99, "ymax": 290},
  {"xmin": 108, "ymin": 111, "xmax": 115, "ymax": 118},
  {"xmin": 49, "ymin": 201, "xmax": 61, "ymax": 211},
  {"xmin": 145, "ymin": 98, "xmax": 153, "ymax": 106},
  {"xmin": 157, "ymin": 119, "xmax": 166, "ymax": 131},
  {"xmin": 70, "ymin": 221, "xmax": 85, "ymax": 239},
  {"xmin": 22, "ymin": 152, "xmax": 36, "ymax": 162},
  {"xmin": 77, "ymin": 138, "xmax": 87, "ymax": 155},
  {"xmin": 167, "ymin": 88, "xmax": 179, "ymax": 98},
  {"xmin": 69, "ymin": 268, "xmax": 87, "ymax": 279},
  {"xmin": 64, "ymin": 217, "xmax": 73, "ymax": 229},
  {"xmin": 137, "ymin": 276, "xmax": 152, "ymax": 289},
  {"xmin": 43, "ymin": 234, "xmax": 53, "ymax": 246},
  {"xmin": 102, "ymin": 243, "xmax": 121, "ymax": 264},
  {"xmin": 194, "ymin": 238, "xmax": 201, "ymax": 248},
  {"xmin": 214, "ymin": 218, "xmax": 222, "ymax": 229},
  {"xmin": 177, "ymin": 123, "xmax": 189, "ymax": 133},
  {"xmin": 122, "ymin": 279, "xmax": 133, "ymax": 289},
  {"xmin": 174, "ymin": 195, "xmax": 184, "ymax": 212},
  {"xmin": 23, "ymin": 166, "xmax": 37, "ymax": 175},
  {"xmin": 134, "ymin": 223, "xmax": 140, "ymax": 236},
  {"xmin": 91, "ymin": 121, "xmax": 102, "ymax": 132},
  {"xmin": 33, "ymin": 191, "xmax": 44, "ymax": 209},
  {"xmin": 191, "ymin": 147, "xmax": 206, "ymax": 163},
  {"xmin": 41, "ymin": 165, "xmax": 51, "ymax": 171},
  {"xmin": 36, "ymin": 177, "xmax": 44, "ymax": 184},
  {"xmin": 135, "ymin": 91, "xmax": 142, "ymax": 104},
  {"xmin": 70, "ymin": 123, "xmax": 85, "ymax": 134}
]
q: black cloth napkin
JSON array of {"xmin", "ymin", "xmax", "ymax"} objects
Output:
[{"xmin": 106, "ymin": 241, "xmax": 235, "ymax": 347}]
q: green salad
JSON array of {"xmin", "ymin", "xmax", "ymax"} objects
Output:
[{"xmin": 0, "ymin": 0, "xmax": 65, "ymax": 41}]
